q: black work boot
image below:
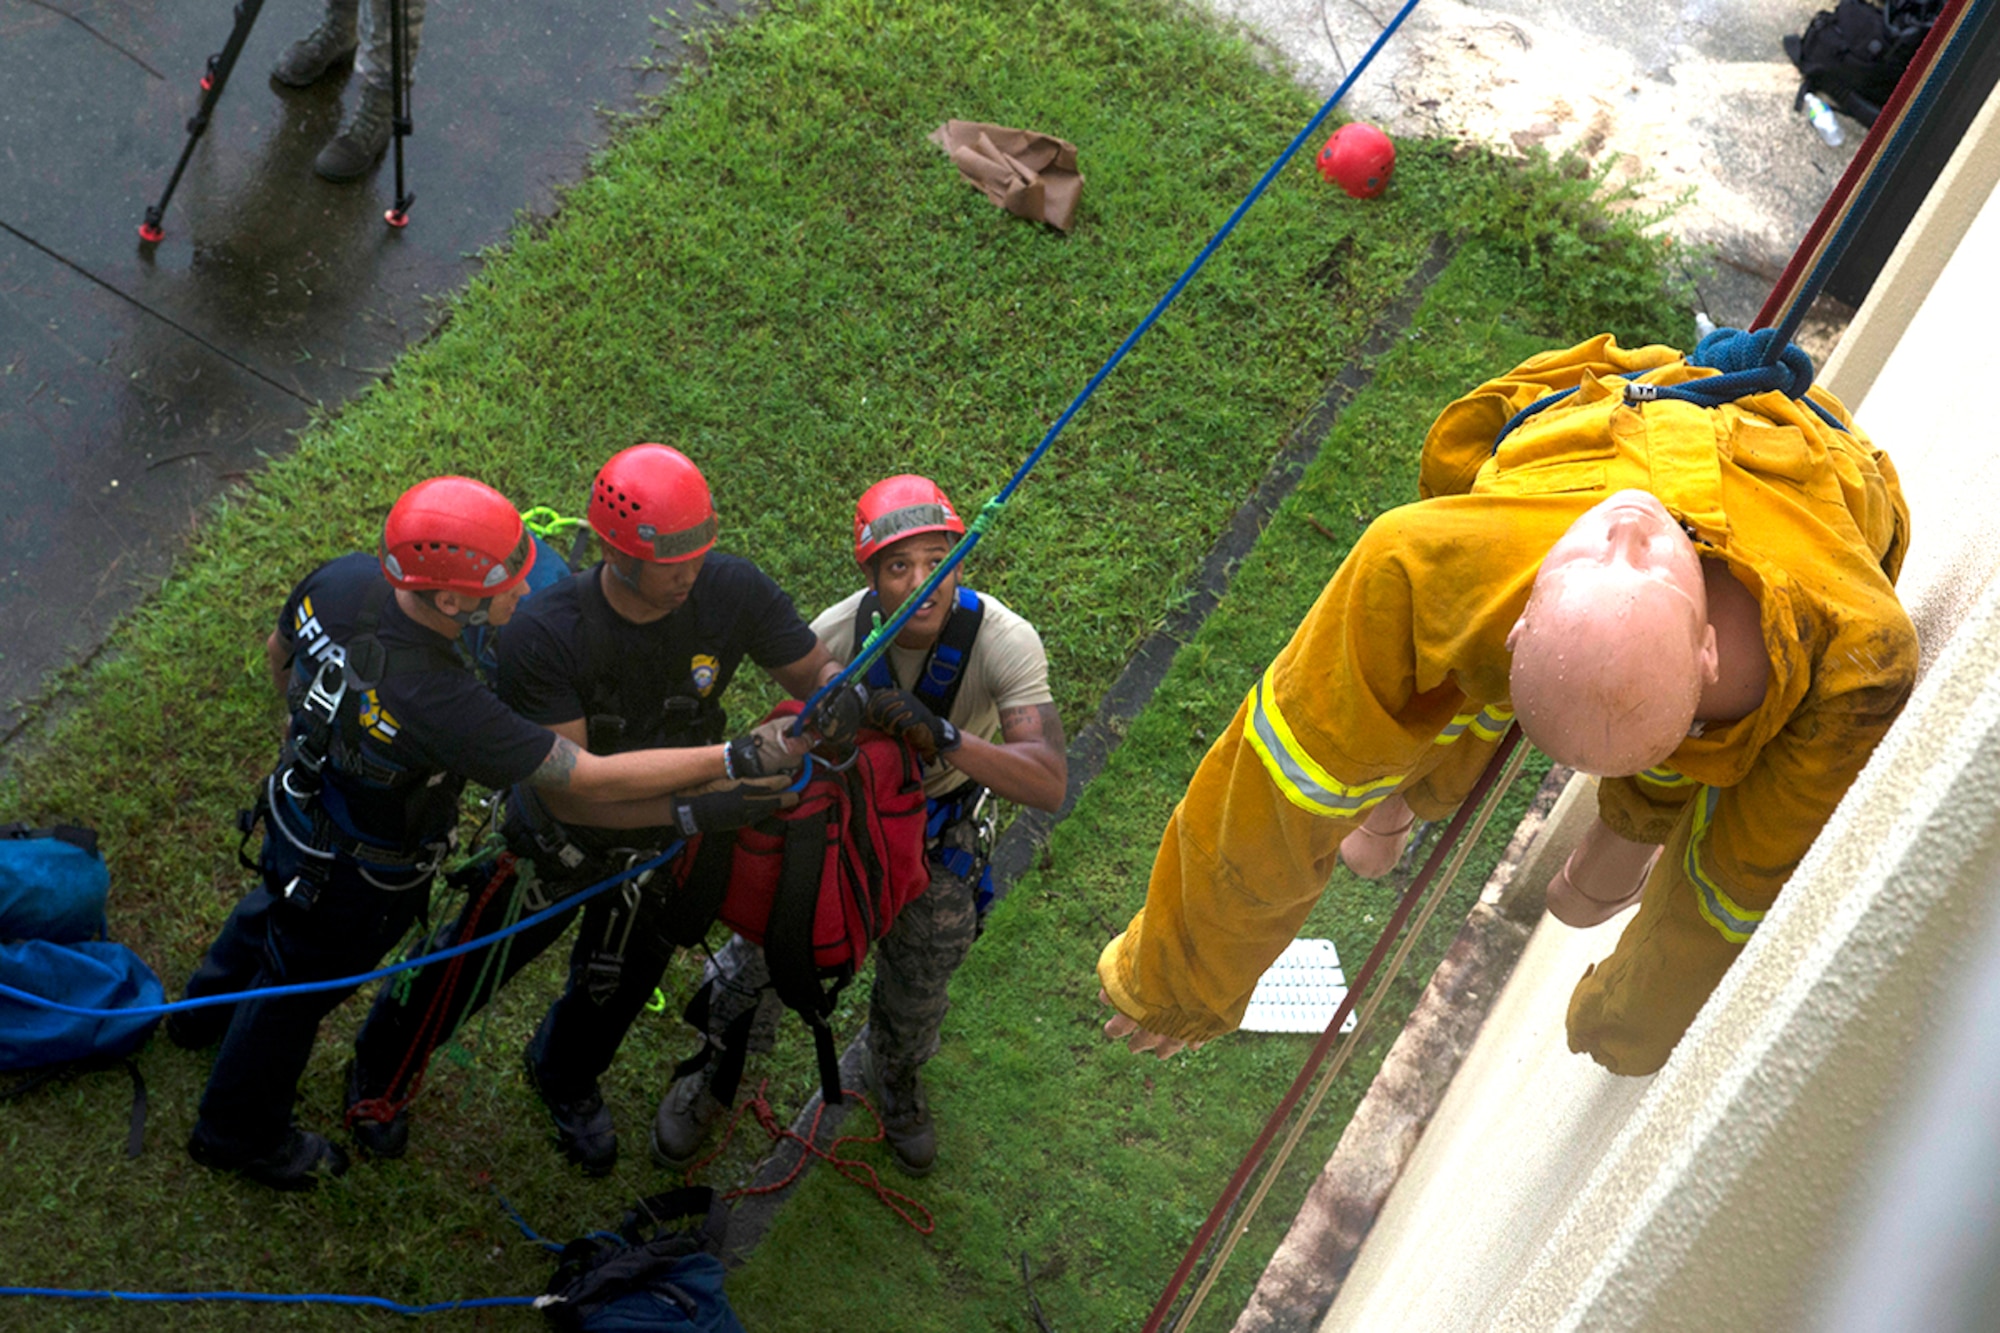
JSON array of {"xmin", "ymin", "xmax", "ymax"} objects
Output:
[
  {"xmin": 864, "ymin": 1046, "xmax": 937, "ymax": 1177},
  {"xmin": 314, "ymin": 82, "xmax": 395, "ymax": 183},
  {"xmin": 271, "ymin": 18, "xmax": 358, "ymax": 88},
  {"xmin": 524, "ymin": 1048, "xmax": 617, "ymax": 1177},
  {"xmin": 343, "ymin": 1060, "xmax": 409, "ymax": 1160},
  {"xmin": 189, "ymin": 1128, "xmax": 350, "ymax": 1192},
  {"xmin": 651, "ymin": 1067, "xmax": 729, "ymax": 1168},
  {"xmin": 164, "ymin": 999, "xmax": 229, "ymax": 1051}
]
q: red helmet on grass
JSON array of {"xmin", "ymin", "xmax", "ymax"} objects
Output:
[
  {"xmin": 853, "ymin": 475, "xmax": 965, "ymax": 565},
  {"xmin": 1316, "ymin": 123, "xmax": 1396, "ymax": 199},
  {"xmin": 379, "ymin": 476, "xmax": 534, "ymax": 596},
  {"xmin": 590, "ymin": 444, "xmax": 717, "ymax": 563}
]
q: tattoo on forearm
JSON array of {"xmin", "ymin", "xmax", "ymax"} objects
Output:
[
  {"xmin": 531, "ymin": 734, "xmax": 581, "ymax": 790},
  {"xmin": 999, "ymin": 703, "xmax": 1065, "ymax": 751}
]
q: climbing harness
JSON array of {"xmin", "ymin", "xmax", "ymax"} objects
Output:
[{"xmin": 849, "ymin": 585, "xmax": 1000, "ymax": 908}]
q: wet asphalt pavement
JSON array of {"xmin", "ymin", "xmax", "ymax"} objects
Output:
[{"xmin": 0, "ymin": 0, "xmax": 745, "ymax": 737}]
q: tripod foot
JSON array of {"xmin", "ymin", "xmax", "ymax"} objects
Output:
[
  {"xmin": 384, "ymin": 208, "xmax": 409, "ymax": 229},
  {"xmin": 138, "ymin": 220, "xmax": 166, "ymax": 244}
]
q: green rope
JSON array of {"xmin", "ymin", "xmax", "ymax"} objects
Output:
[
  {"xmin": 455, "ymin": 862, "xmax": 530, "ymax": 1075},
  {"xmin": 519, "ymin": 506, "xmax": 587, "ymax": 541}
]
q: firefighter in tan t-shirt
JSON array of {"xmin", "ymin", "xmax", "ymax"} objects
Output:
[{"xmin": 651, "ymin": 474, "xmax": 1067, "ymax": 1174}]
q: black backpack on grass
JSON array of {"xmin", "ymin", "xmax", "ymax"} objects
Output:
[
  {"xmin": 1785, "ymin": 0, "xmax": 1945, "ymax": 126},
  {"xmin": 539, "ymin": 1187, "xmax": 745, "ymax": 1332}
]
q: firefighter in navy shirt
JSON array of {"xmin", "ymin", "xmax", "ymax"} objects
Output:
[
  {"xmin": 345, "ymin": 445, "xmax": 851, "ymax": 1174},
  {"xmin": 172, "ymin": 475, "xmax": 803, "ymax": 1190}
]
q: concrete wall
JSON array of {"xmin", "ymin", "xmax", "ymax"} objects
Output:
[{"xmin": 1321, "ymin": 88, "xmax": 2000, "ymax": 1333}]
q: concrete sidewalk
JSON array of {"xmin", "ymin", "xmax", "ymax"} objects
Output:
[{"xmin": 0, "ymin": 0, "xmax": 745, "ymax": 737}]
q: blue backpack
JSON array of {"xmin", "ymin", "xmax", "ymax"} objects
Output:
[
  {"xmin": 0, "ymin": 824, "xmax": 163, "ymax": 1156},
  {"xmin": 539, "ymin": 1188, "xmax": 746, "ymax": 1332}
]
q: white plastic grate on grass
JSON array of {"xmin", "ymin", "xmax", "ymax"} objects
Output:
[{"xmin": 1239, "ymin": 937, "xmax": 1356, "ymax": 1034}]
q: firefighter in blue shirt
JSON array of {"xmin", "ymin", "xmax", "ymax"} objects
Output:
[
  {"xmin": 171, "ymin": 475, "xmax": 803, "ymax": 1190},
  {"xmin": 345, "ymin": 446, "xmax": 851, "ymax": 1175}
]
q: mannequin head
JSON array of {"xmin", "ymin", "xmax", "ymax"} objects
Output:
[{"xmin": 1507, "ymin": 490, "xmax": 1719, "ymax": 777}]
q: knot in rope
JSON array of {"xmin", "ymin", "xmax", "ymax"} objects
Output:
[{"xmin": 1688, "ymin": 326, "xmax": 1816, "ymax": 399}]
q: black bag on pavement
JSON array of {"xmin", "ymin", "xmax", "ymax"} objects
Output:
[{"xmin": 1785, "ymin": 0, "xmax": 1945, "ymax": 126}]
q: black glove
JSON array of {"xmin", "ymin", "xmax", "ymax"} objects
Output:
[
  {"xmin": 808, "ymin": 682, "xmax": 869, "ymax": 749},
  {"xmin": 724, "ymin": 720, "xmax": 804, "ymax": 780},
  {"xmin": 864, "ymin": 688, "xmax": 960, "ymax": 760},
  {"xmin": 673, "ymin": 784, "xmax": 791, "ymax": 836}
]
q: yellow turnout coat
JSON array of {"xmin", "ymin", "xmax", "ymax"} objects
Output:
[{"xmin": 1098, "ymin": 336, "xmax": 1917, "ymax": 1074}]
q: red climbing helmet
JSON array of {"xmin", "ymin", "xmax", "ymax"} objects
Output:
[
  {"xmin": 1316, "ymin": 122, "xmax": 1396, "ymax": 199},
  {"xmin": 590, "ymin": 444, "xmax": 718, "ymax": 563},
  {"xmin": 853, "ymin": 474, "xmax": 965, "ymax": 565},
  {"xmin": 379, "ymin": 476, "xmax": 535, "ymax": 596}
]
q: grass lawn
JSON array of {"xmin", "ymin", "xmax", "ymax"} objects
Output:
[{"xmin": 0, "ymin": 0, "xmax": 1688, "ymax": 1327}]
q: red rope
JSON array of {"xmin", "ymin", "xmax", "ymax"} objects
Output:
[
  {"xmin": 686, "ymin": 1079, "xmax": 936, "ymax": 1235},
  {"xmin": 1140, "ymin": 727, "xmax": 1523, "ymax": 1333},
  {"xmin": 346, "ymin": 853, "xmax": 517, "ymax": 1131}
]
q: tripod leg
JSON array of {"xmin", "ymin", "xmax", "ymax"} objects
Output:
[
  {"xmin": 384, "ymin": 0, "xmax": 415, "ymax": 227},
  {"xmin": 139, "ymin": 0, "xmax": 268, "ymax": 244}
]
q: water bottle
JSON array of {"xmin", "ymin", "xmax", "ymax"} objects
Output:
[{"xmin": 1803, "ymin": 94, "xmax": 1845, "ymax": 148}]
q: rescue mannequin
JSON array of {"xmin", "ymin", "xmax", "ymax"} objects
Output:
[{"xmin": 1099, "ymin": 334, "xmax": 1917, "ymax": 1076}]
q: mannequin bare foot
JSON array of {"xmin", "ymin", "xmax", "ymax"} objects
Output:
[
  {"xmin": 1546, "ymin": 816, "xmax": 1662, "ymax": 928},
  {"xmin": 1339, "ymin": 795, "xmax": 1415, "ymax": 881}
]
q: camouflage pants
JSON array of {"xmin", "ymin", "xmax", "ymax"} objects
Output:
[
  {"xmin": 313, "ymin": 0, "xmax": 426, "ymax": 92},
  {"xmin": 696, "ymin": 845, "xmax": 979, "ymax": 1080}
]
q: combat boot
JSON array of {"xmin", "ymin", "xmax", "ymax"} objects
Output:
[
  {"xmin": 864, "ymin": 1045, "xmax": 936, "ymax": 1177},
  {"xmin": 271, "ymin": 18, "xmax": 358, "ymax": 88},
  {"xmin": 314, "ymin": 82, "xmax": 395, "ymax": 183},
  {"xmin": 189, "ymin": 1127, "xmax": 349, "ymax": 1192},
  {"xmin": 524, "ymin": 1048, "xmax": 617, "ymax": 1177},
  {"xmin": 651, "ymin": 1067, "xmax": 729, "ymax": 1168}
]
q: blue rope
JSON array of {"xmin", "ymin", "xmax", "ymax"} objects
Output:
[
  {"xmin": 494, "ymin": 1190, "xmax": 569, "ymax": 1254},
  {"xmin": 795, "ymin": 0, "xmax": 1426, "ymax": 730},
  {"xmin": 0, "ymin": 840, "xmax": 683, "ymax": 1019},
  {"xmin": 1489, "ymin": 327, "xmax": 1848, "ymax": 451},
  {"xmin": 1763, "ymin": 0, "xmax": 1984, "ymax": 357},
  {"xmin": 0, "ymin": 1286, "xmax": 535, "ymax": 1314}
]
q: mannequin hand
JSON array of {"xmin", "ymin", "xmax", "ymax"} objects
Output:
[
  {"xmin": 863, "ymin": 688, "xmax": 960, "ymax": 759},
  {"xmin": 673, "ymin": 783, "xmax": 796, "ymax": 835},
  {"xmin": 1100, "ymin": 989, "xmax": 1204, "ymax": 1059},
  {"xmin": 725, "ymin": 717, "xmax": 807, "ymax": 779}
]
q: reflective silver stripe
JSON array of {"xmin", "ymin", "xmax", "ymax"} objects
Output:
[
  {"xmin": 1467, "ymin": 705, "xmax": 1514, "ymax": 741},
  {"xmin": 636, "ymin": 513, "xmax": 717, "ymax": 560},
  {"xmin": 1435, "ymin": 704, "xmax": 1515, "ymax": 746},
  {"xmin": 866, "ymin": 503, "xmax": 954, "ymax": 548},
  {"xmin": 1685, "ymin": 786, "xmax": 1763, "ymax": 944},
  {"xmin": 1245, "ymin": 669, "xmax": 1400, "ymax": 817}
]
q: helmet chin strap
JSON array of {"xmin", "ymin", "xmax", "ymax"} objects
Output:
[
  {"xmin": 609, "ymin": 557, "xmax": 645, "ymax": 594},
  {"xmin": 430, "ymin": 591, "xmax": 493, "ymax": 628}
]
